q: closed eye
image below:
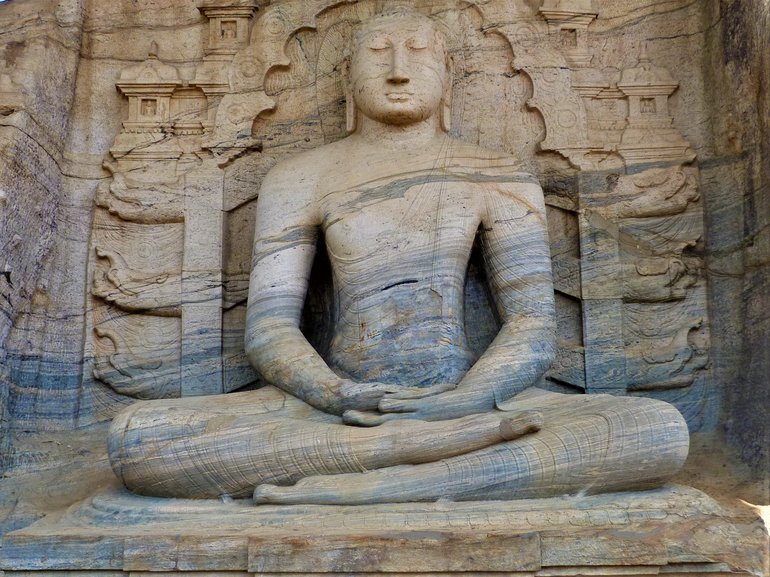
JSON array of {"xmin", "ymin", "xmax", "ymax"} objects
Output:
[
  {"xmin": 406, "ymin": 38, "xmax": 429, "ymax": 50},
  {"xmin": 368, "ymin": 38, "xmax": 391, "ymax": 51}
]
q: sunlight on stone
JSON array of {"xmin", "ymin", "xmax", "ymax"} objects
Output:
[
  {"xmin": 743, "ymin": 502, "xmax": 770, "ymax": 533},
  {"xmin": 0, "ymin": 1, "xmax": 766, "ymax": 575}
]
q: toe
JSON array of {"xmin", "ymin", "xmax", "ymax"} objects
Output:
[{"xmin": 253, "ymin": 484, "xmax": 279, "ymax": 504}]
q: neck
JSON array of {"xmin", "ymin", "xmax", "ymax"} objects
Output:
[{"xmin": 353, "ymin": 114, "xmax": 445, "ymax": 149}]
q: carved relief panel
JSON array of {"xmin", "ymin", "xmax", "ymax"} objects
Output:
[
  {"xmin": 85, "ymin": 5, "xmax": 263, "ymax": 412},
  {"xmin": 85, "ymin": 0, "xmax": 712, "ymax": 428}
]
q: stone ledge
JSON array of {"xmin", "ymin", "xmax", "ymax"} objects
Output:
[
  {"xmin": 0, "ymin": 485, "xmax": 765, "ymax": 576},
  {"xmin": 0, "ymin": 569, "xmax": 756, "ymax": 577}
]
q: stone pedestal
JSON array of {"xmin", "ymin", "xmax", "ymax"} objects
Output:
[{"xmin": 1, "ymin": 485, "xmax": 765, "ymax": 576}]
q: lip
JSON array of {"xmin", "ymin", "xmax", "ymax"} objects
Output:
[{"xmin": 385, "ymin": 92, "xmax": 413, "ymax": 101}]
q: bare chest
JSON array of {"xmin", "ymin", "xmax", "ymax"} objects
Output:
[{"xmin": 319, "ymin": 177, "xmax": 484, "ymax": 265}]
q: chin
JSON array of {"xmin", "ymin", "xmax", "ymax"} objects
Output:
[{"xmin": 370, "ymin": 107, "xmax": 433, "ymax": 126}]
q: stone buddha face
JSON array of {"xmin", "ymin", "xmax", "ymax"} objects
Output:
[{"xmin": 345, "ymin": 12, "xmax": 451, "ymax": 132}]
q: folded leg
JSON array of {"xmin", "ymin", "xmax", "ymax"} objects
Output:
[
  {"xmin": 108, "ymin": 386, "xmax": 542, "ymax": 499},
  {"xmin": 254, "ymin": 390, "xmax": 689, "ymax": 505}
]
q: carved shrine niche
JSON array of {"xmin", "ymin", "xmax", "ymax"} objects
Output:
[
  {"xmin": 84, "ymin": 0, "xmax": 712, "ymax": 429},
  {"xmin": 85, "ymin": 4, "xmax": 263, "ymax": 413}
]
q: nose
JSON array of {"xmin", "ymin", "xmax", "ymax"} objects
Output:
[{"xmin": 387, "ymin": 46, "xmax": 409, "ymax": 84}]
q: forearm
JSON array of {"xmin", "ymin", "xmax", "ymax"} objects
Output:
[
  {"xmin": 466, "ymin": 178, "xmax": 556, "ymax": 409},
  {"xmin": 455, "ymin": 318, "xmax": 556, "ymax": 407},
  {"xmin": 380, "ymin": 318, "xmax": 556, "ymax": 422},
  {"xmin": 246, "ymin": 321, "xmax": 347, "ymax": 414}
]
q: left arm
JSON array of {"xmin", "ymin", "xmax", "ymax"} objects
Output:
[{"xmin": 443, "ymin": 180, "xmax": 556, "ymax": 413}]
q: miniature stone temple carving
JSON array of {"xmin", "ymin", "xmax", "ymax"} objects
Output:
[{"xmin": 106, "ymin": 9, "xmax": 690, "ymax": 504}]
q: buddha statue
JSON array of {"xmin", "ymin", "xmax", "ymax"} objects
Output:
[{"xmin": 107, "ymin": 9, "xmax": 689, "ymax": 504}]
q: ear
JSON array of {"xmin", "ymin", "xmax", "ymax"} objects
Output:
[
  {"xmin": 342, "ymin": 57, "xmax": 356, "ymax": 133},
  {"xmin": 440, "ymin": 53, "xmax": 454, "ymax": 133}
]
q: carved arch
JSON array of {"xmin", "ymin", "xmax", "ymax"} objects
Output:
[{"xmin": 206, "ymin": 0, "xmax": 523, "ymax": 153}]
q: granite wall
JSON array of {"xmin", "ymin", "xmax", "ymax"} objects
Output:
[
  {"xmin": 700, "ymin": 0, "xmax": 769, "ymax": 481},
  {"xmin": 0, "ymin": 0, "xmax": 767, "ymax": 482},
  {"xmin": 0, "ymin": 0, "xmax": 86, "ymax": 467}
]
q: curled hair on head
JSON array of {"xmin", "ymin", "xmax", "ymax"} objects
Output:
[
  {"xmin": 349, "ymin": 9, "xmax": 449, "ymax": 57},
  {"xmin": 342, "ymin": 10, "xmax": 454, "ymax": 134},
  {"xmin": 373, "ymin": 0, "xmax": 418, "ymax": 16}
]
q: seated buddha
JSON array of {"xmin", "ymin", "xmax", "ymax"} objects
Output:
[{"xmin": 107, "ymin": 9, "xmax": 689, "ymax": 504}]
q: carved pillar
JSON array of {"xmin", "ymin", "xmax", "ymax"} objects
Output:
[
  {"xmin": 534, "ymin": 2, "xmax": 626, "ymax": 392},
  {"xmin": 180, "ymin": 166, "xmax": 225, "ymax": 396},
  {"xmin": 89, "ymin": 41, "xmax": 222, "ymax": 402},
  {"xmin": 88, "ymin": 1, "xmax": 266, "ymax": 406},
  {"xmin": 578, "ymin": 45, "xmax": 708, "ymax": 411},
  {"xmin": 578, "ymin": 174, "xmax": 626, "ymax": 391}
]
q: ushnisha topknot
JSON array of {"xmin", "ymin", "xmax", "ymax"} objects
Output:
[
  {"xmin": 347, "ymin": 8, "xmax": 450, "ymax": 68},
  {"xmin": 373, "ymin": 0, "xmax": 418, "ymax": 16}
]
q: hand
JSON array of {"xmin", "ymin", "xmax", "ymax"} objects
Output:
[
  {"xmin": 380, "ymin": 382, "xmax": 455, "ymax": 401},
  {"xmin": 343, "ymin": 386, "xmax": 493, "ymax": 426},
  {"xmin": 335, "ymin": 381, "xmax": 455, "ymax": 413},
  {"xmin": 334, "ymin": 380, "xmax": 404, "ymax": 412}
]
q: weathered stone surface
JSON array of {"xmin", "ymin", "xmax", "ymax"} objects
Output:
[
  {"xmin": 97, "ymin": 8, "xmax": 693, "ymax": 506},
  {"xmin": 699, "ymin": 0, "xmax": 770, "ymax": 485},
  {"xmin": 0, "ymin": 486, "xmax": 765, "ymax": 575},
  {"xmin": 0, "ymin": 0, "xmax": 767, "ymax": 574},
  {"xmin": 2, "ymin": 0, "xmax": 732, "ymax": 438}
]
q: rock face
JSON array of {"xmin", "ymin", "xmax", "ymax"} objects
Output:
[
  {"xmin": 95, "ymin": 6, "xmax": 691, "ymax": 507},
  {"xmin": 3, "ymin": 0, "xmax": 721, "ymax": 432},
  {"xmin": 0, "ymin": 0, "xmax": 767, "ymax": 574},
  {"xmin": 0, "ymin": 0, "xmax": 87, "ymax": 461},
  {"xmin": 702, "ymin": 0, "xmax": 770, "ymax": 483}
]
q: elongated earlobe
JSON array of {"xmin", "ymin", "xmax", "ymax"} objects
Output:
[
  {"xmin": 440, "ymin": 54, "xmax": 454, "ymax": 133},
  {"xmin": 346, "ymin": 94, "xmax": 357, "ymax": 133},
  {"xmin": 440, "ymin": 96, "xmax": 451, "ymax": 133},
  {"xmin": 342, "ymin": 59, "xmax": 356, "ymax": 133}
]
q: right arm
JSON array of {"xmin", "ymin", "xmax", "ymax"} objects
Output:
[{"xmin": 244, "ymin": 159, "xmax": 400, "ymax": 415}]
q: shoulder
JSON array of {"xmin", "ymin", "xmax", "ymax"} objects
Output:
[
  {"xmin": 446, "ymin": 140, "xmax": 539, "ymax": 184},
  {"xmin": 258, "ymin": 140, "xmax": 350, "ymax": 213},
  {"xmin": 445, "ymin": 139, "xmax": 544, "ymax": 207},
  {"xmin": 261, "ymin": 143, "xmax": 337, "ymax": 191},
  {"xmin": 256, "ymin": 143, "xmax": 347, "ymax": 227}
]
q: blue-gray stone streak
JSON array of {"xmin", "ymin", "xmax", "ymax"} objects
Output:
[
  {"xmin": 105, "ymin": 10, "xmax": 690, "ymax": 504},
  {"xmin": 107, "ymin": 138, "xmax": 688, "ymax": 502}
]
